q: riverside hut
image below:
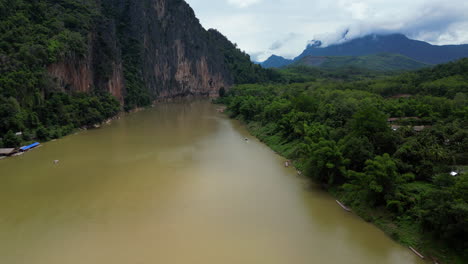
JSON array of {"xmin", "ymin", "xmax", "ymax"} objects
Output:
[{"xmin": 0, "ymin": 148, "xmax": 16, "ymax": 156}]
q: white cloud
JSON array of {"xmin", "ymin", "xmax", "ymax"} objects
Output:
[
  {"xmin": 339, "ymin": 1, "xmax": 371, "ymax": 20},
  {"xmin": 227, "ymin": 0, "xmax": 262, "ymax": 8},
  {"xmin": 186, "ymin": 0, "xmax": 468, "ymax": 61}
]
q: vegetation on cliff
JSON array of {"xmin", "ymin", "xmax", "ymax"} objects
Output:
[
  {"xmin": 207, "ymin": 29, "xmax": 284, "ymax": 84},
  {"xmin": 0, "ymin": 0, "xmax": 121, "ymax": 147},
  {"xmin": 217, "ymin": 58, "xmax": 468, "ymax": 263}
]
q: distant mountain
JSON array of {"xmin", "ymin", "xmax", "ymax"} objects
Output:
[
  {"xmin": 291, "ymin": 53, "xmax": 429, "ymax": 72},
  {"xmin": 261, "ymin": 55, "xmax": 293, "ymax": 68},
  {"xmin": 261, "ymin": 33, "xmax": 468, "ymax": 68}
]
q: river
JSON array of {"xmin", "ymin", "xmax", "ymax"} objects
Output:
[{"xmin": 0, "ymin": 100, "xmax": 425, "ymax": 264}]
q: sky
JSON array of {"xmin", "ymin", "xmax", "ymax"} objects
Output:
[{"xmin": 184, "ymin": 0, "xmax": 468, "ymax": 62}]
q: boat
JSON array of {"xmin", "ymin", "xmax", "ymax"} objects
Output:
[
  {"xmin": 409, "ymin": 246, "xmax": 425, "ymax": 259},
  {"xmin": 336, "ymin": 200, "xmax": 351, "ymax": 212}
]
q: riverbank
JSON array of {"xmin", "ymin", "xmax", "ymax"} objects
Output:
[
  {"xmin": 0, "ymin": 113, "xmax": 124, "ymax": 161},
  {"xmin": 232, "ymin": 116, "xmax": 462, "ymax": 264}
]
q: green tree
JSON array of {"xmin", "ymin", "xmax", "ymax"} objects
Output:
[
  {"xmin": 0, "ymin": 97, "xmax": 25, "ymax": 134},
  {"xmin": 419, "ymin": 174, "xmax": 468, "ymax": 253},
  {"xmin": 339, "ymin": 135, "xmax": 374, "ymax": 171},
  {"xmin": 304, "ymin": 139, "xmax": 348, "ymax": 186},
  {"xmin": 345, "ymin": 154, "xmax": 411, "ymax": 207},
  {"xmin": 362, "ymin": 154, "xmax": 399, "ymax": 205},
  {"xmin": 350, "ymin": 106, "xmax": 395, "ymax": 154},
  {"xmin": 36, "ymin": 126, "xmax": 50, "ymax": 141},
  {"xmin": 2, "ymin": 130, "xmax": 21, "ymax": 148},
  {"xmin": 351, "ymin": 106, "xmax": 389, "ymax": 138}
]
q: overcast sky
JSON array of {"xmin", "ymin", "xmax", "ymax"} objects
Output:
[{"xmin": 185, "ymin": 0, "xmax": 468, "ymax": 62}]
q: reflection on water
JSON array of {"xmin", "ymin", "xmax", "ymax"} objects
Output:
[{"xmin": 0, "ymin": 101, "xmax": 424, "ymax": 264}]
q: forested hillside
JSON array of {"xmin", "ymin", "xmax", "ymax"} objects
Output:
[
  {"xmin": 217, "ymin": 58, "xmax": 468, "ymax": 263},
  {"xmin": 291, "ymin": 53, "xmax": 429, "ymax": 72},
  {"xmin": 207, "ymin": 29, "xmax": 283, "ymax": 85},
  {"xmin": 0, "ymin": 0, "xmax": 121, "ymax": 146}
]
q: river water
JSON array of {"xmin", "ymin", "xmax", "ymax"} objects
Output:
[{"xmin": 0, "ymin": 101, "xmax": 424, "ymax": 264}]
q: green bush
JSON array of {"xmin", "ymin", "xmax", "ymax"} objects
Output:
[{"xmin": 3, "ymin": 130, "xmax": 21, "ymax": 148}]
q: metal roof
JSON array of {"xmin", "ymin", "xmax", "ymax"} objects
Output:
[
  {"xmin": 20, "ymin": 142, "xmax": 40, "ymax": 151},
  {"xmin": 0, "ymin": 148, "xmax": 15, "ymax": 155}
]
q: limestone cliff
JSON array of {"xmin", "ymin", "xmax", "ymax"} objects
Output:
[{"xmin": 46, "ymin": 0, "xmax": 233, "ymax": 107}]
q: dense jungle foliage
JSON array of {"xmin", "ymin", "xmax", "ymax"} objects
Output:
[
  {"xmin": 0, "ymin": 0, "xmax": 120, "ymax": 147},
  {"xmin": 217, "ymin": 58, "xmax": 468, "ymax": 263}
]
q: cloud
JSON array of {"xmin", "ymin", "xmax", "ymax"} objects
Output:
[
  {"xmin": 269, "ymin": 33, "xmax": 299, "ymax": 50},
  {"xmin": 186, "ymin": 0, "xmax": 468, "ymax": 62},
  {"xmin": 305, "ymin": 0, "xmax": 468, "ymax": 48},
  {"xmin": 226, "ymin": 0, "xmax": 262, "ymax": 8},
  {"xmin": 339, "ymin": 1, "xmax": 371, "ymax": 20}
]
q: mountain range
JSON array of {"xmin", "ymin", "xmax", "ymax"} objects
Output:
[{"xmin": 262, "ymin": 33, "xmax": 468, "ymax": 69}]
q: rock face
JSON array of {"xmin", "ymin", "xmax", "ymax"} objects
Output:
[{"xmin": 47, "ymin": 0, "xmax": 233, "ymax": 105}]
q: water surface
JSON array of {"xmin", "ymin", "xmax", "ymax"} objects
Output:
[{"xmin": 0, "ymin": 101, "xmax": 424, "ymax": 264}]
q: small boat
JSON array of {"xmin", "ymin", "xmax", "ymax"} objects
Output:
[
  {"xmin": 409, "ymin": 247, "xmax": 425, "ymax": 259},
  {"xmin": 336, "ymin": 200, "xmax": 351, "ymax": 212}
]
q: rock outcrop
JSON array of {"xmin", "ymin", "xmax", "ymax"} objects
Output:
[{"xmin": 47, "ymin": 0, "xmax": 234, "ymax": 106}]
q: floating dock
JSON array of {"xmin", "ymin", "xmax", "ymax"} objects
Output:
[{"xmin": 336, "ymin": 200, "xmax": 351, "ymax": 212}]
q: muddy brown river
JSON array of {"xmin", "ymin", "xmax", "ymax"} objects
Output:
[{"xmin": 0, "ymin": 101, "xmax": 425, "ymax": 264}]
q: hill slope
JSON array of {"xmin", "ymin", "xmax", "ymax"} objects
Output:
[
  {"xmin": 292, "ymin": 53, "xmax": 429, "ymax": 72},
  {"xmin": 261, "ymin": 55, "xmax": 293, "ymax": 68}
]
